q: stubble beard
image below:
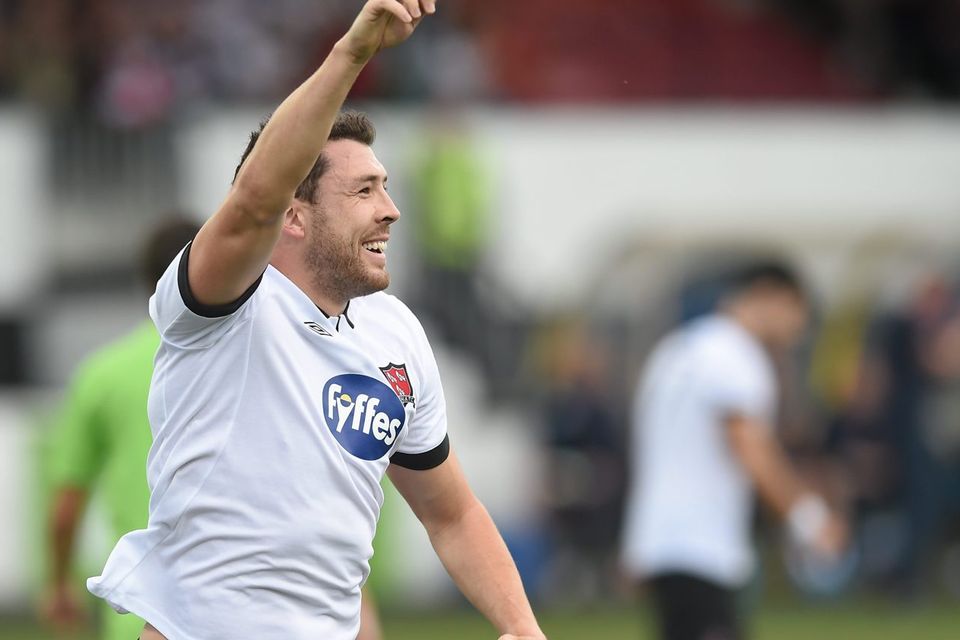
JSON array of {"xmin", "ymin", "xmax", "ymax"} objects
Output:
[{"xmin": 306, "ymin": 216, "xmax": 390, "ymax": 303}]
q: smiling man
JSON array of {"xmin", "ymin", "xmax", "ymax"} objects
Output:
[{"xmin": 86, "ymin": 2, "xmax": 543, "ymax": 639}]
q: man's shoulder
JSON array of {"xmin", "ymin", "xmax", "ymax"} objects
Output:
[
  {"xmin": 650, "ymin": 316, "xmax": 728, "ymax": 363},
  {"xmin": 354, "ymin": 292, "xmax": 437, "ymax": 356},
  {"xmin": 689, "ymin": 315, "xmax": 756, "ymax": 355},
  {"xmin": 690, "ymin": 317, "xmax": 772, "ymax": 390}
]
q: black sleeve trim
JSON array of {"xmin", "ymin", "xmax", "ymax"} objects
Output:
[
  {"xmin": 177, "ymin": 241, "xmax": 263, "ymax": 318},
  {"xmin": 390, "ymin": 434, "xmax": 450, "ymax": 471}
]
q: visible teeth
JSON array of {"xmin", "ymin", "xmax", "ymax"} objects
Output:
[{"xmin": 362, "ymin": 241, "xmax": 387, "ymax": 253}]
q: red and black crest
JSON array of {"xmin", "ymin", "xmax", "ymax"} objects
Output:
[{"xmin": 379, "ymin": 363, "xmax": 415, "ymax": 406}]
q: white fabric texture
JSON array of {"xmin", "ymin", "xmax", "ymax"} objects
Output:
[
  {"xmin": 88, "ymin": 248, "xmax": 447, "ymax": 640},
  {"xmin": 621, "ymin": 314, "xmax": 775, "ymax": 587}
]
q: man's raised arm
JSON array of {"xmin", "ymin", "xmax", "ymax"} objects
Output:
[{"xmin": 188, "ymin": 0, "xmax": 436, "ymax": 307}]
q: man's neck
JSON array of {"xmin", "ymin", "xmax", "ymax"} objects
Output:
[
  {"xmin": 271, "ymin": 261, "xmax": 349, "ymax": 316},
  {"xmin": 311, "ymin": 287, "xmax": 349, "ymax": 317},
  {"xmin": 722, "ymin": 304, "xmax": 766, "ymax": 344}
]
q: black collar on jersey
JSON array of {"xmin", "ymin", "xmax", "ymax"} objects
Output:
[{"xmin": 318, "ymin": 300, "xmax": 355, "ymax": 332}]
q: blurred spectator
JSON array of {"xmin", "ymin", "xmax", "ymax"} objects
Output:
[
  {"xmin": 96, "ymin": 36, "xmax": 177, "ymax": 129},
  {"xmin": 377, "ymin": 5, "xmax": 491, "ymax": 102},
  {"xmin": 536, "ymin": 320, "xmax": 624, "ymax": 602},
  {"xmin": 411, "ymin": 109, "xmax": 492, "ymax": 354},
  {"xmin": 860, "ymin": 273, "xmax": 960, "ymax": 594},
  {"xmin": 7, "ymin": 0, "xmax": 81, "ymax": 111},
  {"xmin": 810, "ymin": 287, "xmax": 892, "ymax": 517}
]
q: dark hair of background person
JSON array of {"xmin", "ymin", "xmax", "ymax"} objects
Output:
[
  {"xmin": 731, "ymin": 260, "xmax": 807, "ymax": 300},
  {"xmin": 141, "ymin": 218, "xmax": 201, "ymax": 289},
  {"xmin": 232, "ymin": 110, "xmax": 377, "ymax": 204}
]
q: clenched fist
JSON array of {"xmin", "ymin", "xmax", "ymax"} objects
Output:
[{"xmin": 340, "ymin": 0, "xmax": 438, "ymax": 64}]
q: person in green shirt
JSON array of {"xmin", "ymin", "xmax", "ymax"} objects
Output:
[{"xmin": 41, "ymin": 219, "xmax": 199, "ymax": 640}]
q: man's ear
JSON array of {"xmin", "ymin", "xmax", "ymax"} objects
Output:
[{"xmin": 282, "ymin": 202, "xmax": 307, "ymax": 239}]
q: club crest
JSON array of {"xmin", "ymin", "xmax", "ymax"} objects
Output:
[{"xmin": 379, "ymin": 363, "xmax": 415, "ymax": 407}]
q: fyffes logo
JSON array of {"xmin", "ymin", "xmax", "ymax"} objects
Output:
[{"xmin": 322, "ymin": 374, "xmax": 406, "ymax": 460}]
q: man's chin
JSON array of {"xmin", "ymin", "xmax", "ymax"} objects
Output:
[{"xmin": 358, "ymin": 270, "xmax": 390, "ymax": 296}]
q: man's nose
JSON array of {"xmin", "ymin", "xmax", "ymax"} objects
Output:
[{"xmin": 379, "ymin": 192, "xmax": 401, "ymax": 223}]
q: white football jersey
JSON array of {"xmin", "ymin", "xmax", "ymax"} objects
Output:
[
  {"xmin": 621, "ymin": 314, "xmax": 775, "ymax": 587},
  {"xmin": 88, "ymin": 243, "xmax": 449, "ymax": 640}
]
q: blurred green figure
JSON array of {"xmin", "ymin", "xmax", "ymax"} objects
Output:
[
  {"xmin": 416, "ymin": 114, "xmax": 489, "ymax": 272},
  {"xmin": 414, "ymin": 110, "xmax": 491, "ymax": 353},
  {"xmin": 41, "ymin": 219, "xmax": 199, "ymax": 640}
]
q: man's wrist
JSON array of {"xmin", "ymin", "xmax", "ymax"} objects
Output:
[
  {"xmin": 787, "ymin": 493, "xmax": 828, "ymax": 546},
  {"xmin": 331, "ymin": 37, "xmax": 376, "ymax": 68},
  {"xmin": 504, "ymin": 623, "xmax": 545, "ymax": 639},
  {"xmin": 49, "ymin": 571, "xmax": 70, "ymax": 588}
]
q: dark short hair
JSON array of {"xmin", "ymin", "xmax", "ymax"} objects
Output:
[
  {"xmin": 141, "ymin": 217, "xmax": 201, "ymax": 289},
  {"xmin": 233, "ymin": 110, "xmax": 377, "ymax": 203},
  {"xmin": 730, "ymin": 259, "xmax": 807, "ymax": 300}
]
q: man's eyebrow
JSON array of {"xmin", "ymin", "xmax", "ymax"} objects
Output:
[{"xmin": 354, "ymin": 174, "xmax": 388, "ymax": 185}]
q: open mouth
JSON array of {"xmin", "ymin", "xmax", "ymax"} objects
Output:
[{"xmin": 361, "ymin": 240, "xmax": 387, "ymax": 255}]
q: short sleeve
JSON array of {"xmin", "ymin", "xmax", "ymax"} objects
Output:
[
  {"xmin": 149, "ymin": 242, "xmax": 262, "ymax": 349},
  {"xmin": 705, "ymin": 343, "xmax": 775, "ymax": 424},
  {"xmin": 390, "ymin": 320, "xmax": 449, "ymax": 470},
  {"xmin": 48, "ymin": 362, "xmax": 107, "ymax": 488}
]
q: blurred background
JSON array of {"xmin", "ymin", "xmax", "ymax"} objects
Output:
[{"xmin": 1, "ymin": 0, "xmax": 960, "ymax": 638}]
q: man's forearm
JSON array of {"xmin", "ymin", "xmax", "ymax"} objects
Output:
[
  {"xmin": 726, "ymin": 415, "xmax": 805, "ymax": 518},
  {"xmin": 427, "ymin": 500, "xmax": 542, "ymax": 638},
  {"xmin": 232, "ymin": 42, "xmax": 368, "ymax": 221},
  {"xmin": 49, "ymin": 488, "xmax": 85, "ymax": 585}
]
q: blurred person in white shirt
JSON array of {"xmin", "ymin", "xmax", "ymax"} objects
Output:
[{"xmin": 621, "ymin": 261, "xmax": 847, "ymax": 640}]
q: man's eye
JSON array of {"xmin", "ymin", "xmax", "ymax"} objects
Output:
[{"xmin": 358, "ymin": 187, "xmax": 371, "ymax": 195}]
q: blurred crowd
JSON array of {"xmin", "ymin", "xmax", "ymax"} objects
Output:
[
  {"xmin": 513, "ymin": 257, "xmax": 960, "ymax": 602},
  {"xmin": 2, "ymin": 0, "xmax": 959, "ymax": 127},
  {"xmin": 813, "ymin": 267, "xmax": 960, "ymax": 596},
  {"xmin": 776, "ymin": 0, "xmax": 960, "ymax": 99},
  {"xmin": 0, "ymin": 0, "xmax": 490, "ymax": 127}
]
